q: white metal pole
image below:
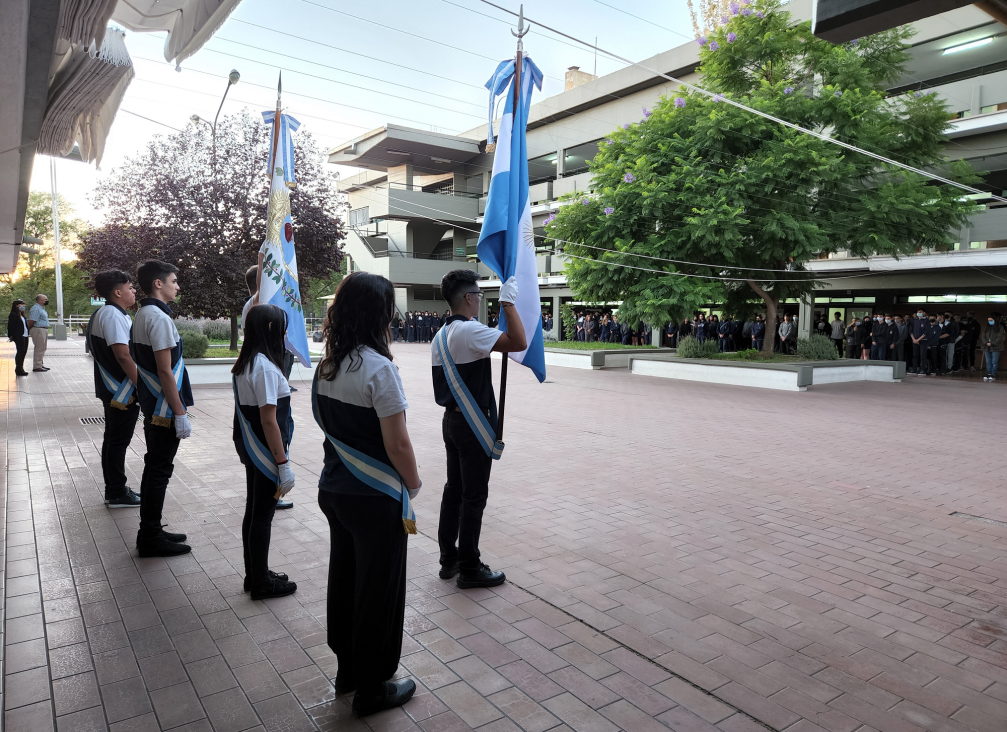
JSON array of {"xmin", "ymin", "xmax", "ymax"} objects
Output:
[{"xmin": 50, "ymin": 157, "xmax": 66, "ymax": 339}]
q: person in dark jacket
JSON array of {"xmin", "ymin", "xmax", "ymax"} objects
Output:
[
  {"xmin": 750, "ymin": 316, "xmax": 766, "ymax": 351},
  {"xmin": 679, "ymin": 317, "xmax": 692, "ymax": 342},
  {"xmin": 924, "ymin": 315, "xmax": 942, "ymax": 375},
  {"xmin": 717, "ymin": 317, "xmax": 730, "ymax": 352},
  {"xmin": 892, "ymin": 316, "xmax": 908, "ymax": 363},
  {"xmin": 742, "ymin": 317, "xmax": 754, "ymax": 351},
  {"xmin": 965, "ymin": 311, "xmax": 981, "ymax": 370},
  {"xmin": 981, "ymin": 312, "xmax": 1004, "ymax": 381},
  {"xmin": 909, "ymin": 309, "xmax": 928, "ymax": 374},
  {"xmin": 855, "ymin": 318, "xmax": 872, "ymax": 360},
  {"xmin": 845, "ymin": 320, "xmax": 860, "ymax": 359},
  {"xmin": 665, "ymin": 320, "xmax": 678, "ymax": 348},
  {"xmin": 7, "ymin": 300, "xmax": 29, "ymax": 376}
]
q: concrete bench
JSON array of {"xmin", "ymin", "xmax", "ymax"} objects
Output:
[{"xmin": 627, "ymin": 356, "xmax": 904, "ymax": 391}]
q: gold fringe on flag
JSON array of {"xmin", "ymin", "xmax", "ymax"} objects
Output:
[
  {"xmin": 109, "ymin": 396, "xmax": 135, "ymax": 411},
  {"xmin": 152, "ymin": 415, "xmax": 173, "ymax": 428},
  {"xmin": 403, "ymin": 518, "xmax": 417, "ymax": 535}
]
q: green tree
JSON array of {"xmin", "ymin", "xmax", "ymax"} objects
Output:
[
  {"xmin": 547, "ymin": 0, "xmax": 979, "ymax": 354},
  {"xmin": 2, "ymin": 191, "xmax": 85, "ymax": 293}
]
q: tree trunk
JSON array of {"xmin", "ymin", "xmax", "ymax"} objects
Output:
[
  {"xmin": 230, "ymin": 312, "xmax": 239, "ymax": 351},
  {"xmin": 747, "ymin": 280, "xmax": 779, "ymax": 356}
]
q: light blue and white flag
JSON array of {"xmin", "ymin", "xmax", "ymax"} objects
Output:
[
  {"xmin": 259, "ymin": 111, "xmax": 310, "ymax": 366},
  {"xmin": 477, "ymin": 56, "xmax": 546, "ymax": 383}
]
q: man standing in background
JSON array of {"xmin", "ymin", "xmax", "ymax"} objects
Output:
[
  {"xmin": 27, "ymin": 294, "xmax": 50, "ymax": 372},
  {"xmin": 830, "ymin": 312, "xmax": 845, "ymax": 357}
]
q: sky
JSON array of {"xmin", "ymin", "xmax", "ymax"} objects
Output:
[{"xmin": 34, "ymin": 0, "xmax": 704, "ymax": 224}]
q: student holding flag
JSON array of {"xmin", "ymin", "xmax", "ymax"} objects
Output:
[
  {"xmin": 231, "ymin": 305, "xmax": 297, "ymax": 600},
  {"xmin": 131, "ymin": 260, "xmax": 193, "ymax": 557},
  {"xmin": 313, "ymin": 272, "xmax": 421, "ymax": 717},
  {"xmin": 87, "ymin": 270, "xmax": 141, "ymax": 508},
  {"xmin": 432, "ymin": 270, "xmax": 525, "ymax": 589}
]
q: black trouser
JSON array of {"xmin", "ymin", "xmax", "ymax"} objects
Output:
[
  {"xmin": 439, "ymin": 410, "xmax": 493, "ymax": 573},
  {"xmin": 283, "ymin": 351, "xmax": 294, "ymax": 379},
  {"xmin": 242, "ymin": 463, "xmax": 278, "ymax": 585},
  {"xmin": 102, "ymin": 400, "xmax": 140, "ymax": 497},
  {"xmin": 893, "ymin": 342, "xmax": 904, "ymax": 363},
  {"xmin": 138, "ymin": 418, "xmax": 180, "ymax": 539},
  {"xmin": 833, "ymin": 338, "xmax": 844, "ymax": 357},
  {"xmin": 12, "ymin": 334, "xmax": 28, "ymax": 372},
  {"xmin": 912, "ymin": 342, "xmax": 927, "ymax": 373},
  {"xmin": 319, "ymin": 490, "xmax": 406, "ymax": 696}
]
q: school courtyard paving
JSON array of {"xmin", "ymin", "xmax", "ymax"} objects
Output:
[{"xmin": 1, "ymin": 336, "xmax": 1006, "ymax": 732}]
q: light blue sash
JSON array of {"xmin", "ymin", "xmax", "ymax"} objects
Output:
[
  {"xmin": 96, "ymin": 362, "xmax": 136, "ymax": 410},
  {"xmin": 434, "ymin": 325, "xmax": 504, "ymax": 460},
  {"xmin": 311, "ymin": 373, "xmax": 416, "ymax": 534},
  {"xmin": 232, "ymin": 377, "xmax": 282, "ymax": 484},
  {"xmin": 136, "ymin": 357, "xmax": 185, "ymax": 426}
]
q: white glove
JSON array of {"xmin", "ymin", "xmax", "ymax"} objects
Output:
[
  {"xmin": 174, "ymin": 414, "xmax": 191, "ymax": 440},
  {"xmin": 278, "ymin": 462, "xmax": 295, "ymax": 496},
  {"xmin": 499, "ymin": 276, "xmax": 519, "ymax": 305},
  {"xmin": 406, "ymin": 481, "xmax": 422, "ymax": 501}
]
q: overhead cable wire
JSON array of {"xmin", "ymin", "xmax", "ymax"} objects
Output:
[
  {"xmin": 348, "ymin": 183, "xmax": 879, "ymax": 281},
  {"xmin": 478, "ymin": 0, "xmax": 1007, "ymax": 203},
  {"xmin": 229, "ymin": 18, "xmax": 486, "ymax": 89},
  {"xmin": 119, "ymin": 108, "xmax": 184, "ymax": 132}
]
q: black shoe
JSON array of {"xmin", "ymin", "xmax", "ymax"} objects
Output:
[
  {"xmin": 289, "ymin": 386, "xmax": 298, "ymax": 392},
  {"xmin": 160, "ymin": 526, "xmax": 186, "ymax": 543},
  {"xmin": 335, "ymin": 673, "xmax": 356, "ymax": 695},
  {"xmin": 32, "ymin": 368, "xmax": 45, "ymax": 372},
  {"xmin": 250, "ymin": 577, "xmax": 297, "ymax": 601},
  {"xmin": 41, "ymin": 366, "xmax": 50, "ymax": 371},
  {"xmin": 137, "ymin": 534, "xmax": 192, "ymax": 557},
  {"xmin": 106, "ymin": 488, "xmax": 141, "ymax": 508},
  {"xmin": 457, "ymin": 564, "xmax": 506, "ymax": 589},
  {"xmin": 352, "ymin": 679, "xmax": 416, "ymax": 717},
  {"xmin": 275, "ymin": 499, "xmax": 293, "ymax": 510},
  {"xmin": 439, "ymin": 562, "xmax": 460, "ymax": 580},
  {"xmin": 15, "ymin": 370, "xmax": 28, "ymax": 376},
  {"xmin": 244, "ymin": 570, "xmax": 289, "ymax": 592}
]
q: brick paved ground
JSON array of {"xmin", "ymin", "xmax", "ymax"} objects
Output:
[{"xmin": 2, "ymin": 336, "xmax": 1006, "ymax": 732}]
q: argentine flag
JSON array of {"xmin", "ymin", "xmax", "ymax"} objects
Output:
[
  {"xmin": 477, "ymin": 56, "xmax": 546, "ymax": 383},
  {"xmin": 259, "ymin": 110, "xmax": 310, "ymax": 367}
]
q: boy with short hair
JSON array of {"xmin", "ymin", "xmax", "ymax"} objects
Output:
[
  {"xmin": 131, "ymin": 260, "xmax": 194, "ymax": 556},
  {"xmin": 88, "ymin": 271, "xmax": 142, "ymax": 508}
]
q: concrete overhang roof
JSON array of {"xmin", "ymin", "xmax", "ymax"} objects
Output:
[{"xmin": 327, "ymin": 124, "xmax": 482, "ymax": 173}]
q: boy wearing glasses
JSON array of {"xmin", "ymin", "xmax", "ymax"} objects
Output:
[{"xmin": 431, "ymin": 270, "xmax": 526, "ymax": 589}]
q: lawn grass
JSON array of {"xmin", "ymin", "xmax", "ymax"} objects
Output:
[
  {"xmin": 195, "ymin": 349, "xmax": 241, "ymax": 359},
  {"xmin": 546, "ymin": 341, "xmax": 659, "ymax": 351}
]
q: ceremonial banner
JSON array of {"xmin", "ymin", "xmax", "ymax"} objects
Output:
[
  {"xmin": 259, "ymin": 110, "xmax": 311, "ymax": 366},
  {"xmin": 477, "ymin": 56, "xmax": 546, "ymax": 383}
]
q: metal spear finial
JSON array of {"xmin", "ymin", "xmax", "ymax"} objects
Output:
[
  {"xmin": 511, "ymin": 3, "xmax": 530, "ymax": 51},
  {"xmin": 276, "ymin": 72, "xmax": 282, "ymax": 108}
]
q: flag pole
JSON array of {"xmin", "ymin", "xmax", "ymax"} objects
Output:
[
  {"xmin": 257, "ymin": 73, "xmax": 283, "ymax": 303},
  {"xmin": 497, "ymin": 5, "xmax": 529, "ymax": 442}
]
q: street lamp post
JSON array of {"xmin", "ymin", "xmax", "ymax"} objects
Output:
[{"xmin": 191, "ymin": 69, "xmax": 240, "ymax": 171}]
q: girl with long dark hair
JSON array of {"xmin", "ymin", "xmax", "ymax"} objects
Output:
[
  {"xmin": 313, "ymin": 272, "xmax": 421, "ymax": 717},
  {"xmin": 7, "ymin": 300, "xmax": 29, "ymax": 376},
  {"xmin": 231, "ymin": 304, "xmax": 297, "ymax": 600}
]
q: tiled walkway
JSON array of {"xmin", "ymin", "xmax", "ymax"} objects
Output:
[{"xmin": 2, "ymin": 337, "xmax": 1006, "ymax": 732}]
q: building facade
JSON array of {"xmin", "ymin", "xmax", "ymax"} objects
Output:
[{"xmin": 328, "ymin": 0, "xmax": 1007, "ymax": 338}]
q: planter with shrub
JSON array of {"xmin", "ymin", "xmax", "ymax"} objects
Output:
[{"xmin": 181, "ymin": 332, "xmax": 209, "ymax": 359}]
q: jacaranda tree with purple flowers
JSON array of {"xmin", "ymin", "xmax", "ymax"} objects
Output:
[{"xmin": 546, "ymin": 0, "xmax": 978, "ymax": 353}]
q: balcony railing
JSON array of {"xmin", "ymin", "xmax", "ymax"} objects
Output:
[{"xmin": 385, "ymin": 181, "xmax": 482, "ymax": 199}]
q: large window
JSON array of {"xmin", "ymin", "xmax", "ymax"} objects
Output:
[
  {"xmin": 528, "ymin": 152, "xmax": 558, "ymax": 185},
  {"xmin": 562, "ymin": 139, "xmax": 603, "ymax": 177}
]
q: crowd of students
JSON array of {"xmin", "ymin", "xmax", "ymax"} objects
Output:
[
  {"xmin": 834, "ymin": 309, "xmax": 1005, "ymax": 379},
  {"xmin": 391, "ymin": 310, "xmax": 450, "ymax": 343},
  {"xmin": 573, "ymin": 310, "xmax": 653, "ymax": 345}
]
